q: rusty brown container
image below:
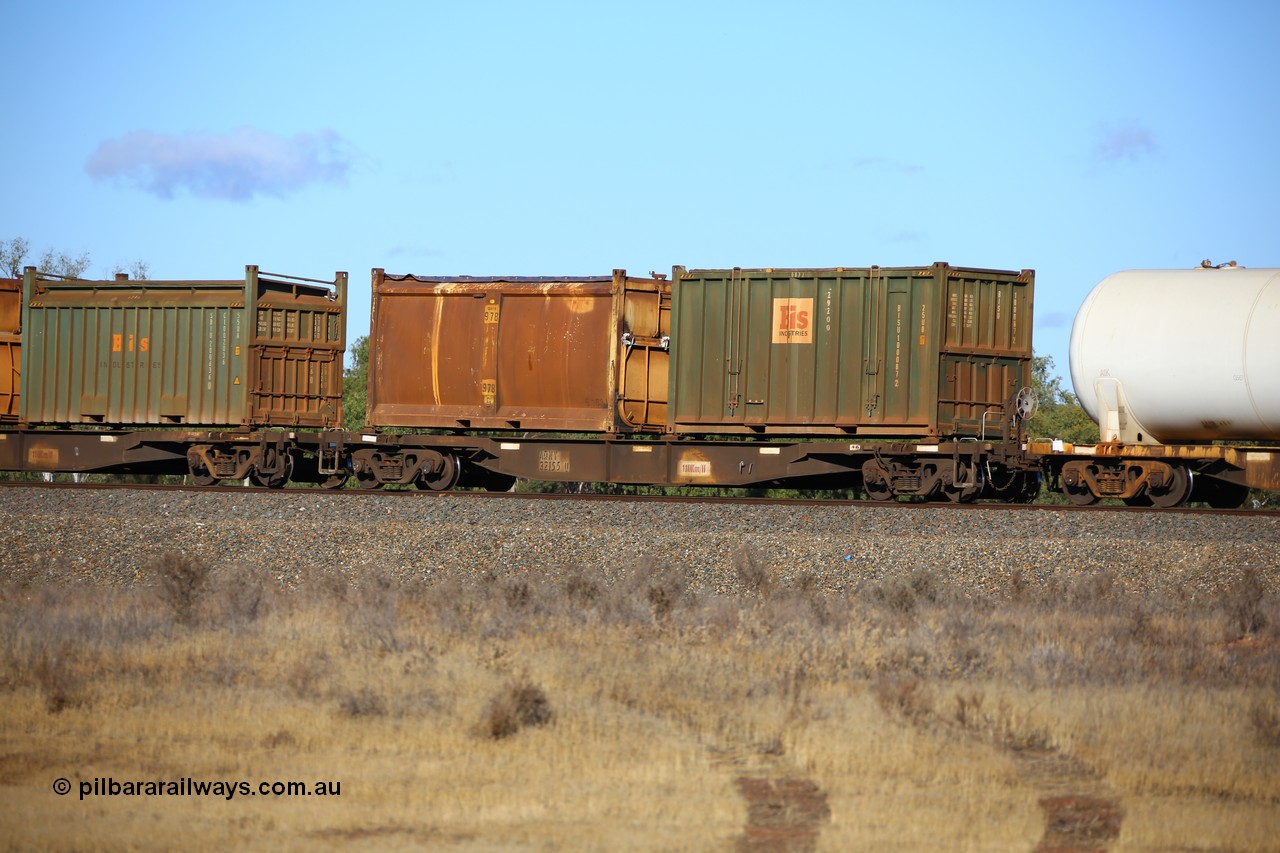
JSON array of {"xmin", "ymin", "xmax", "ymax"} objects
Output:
[
  {"xmin": 668, "ymin": 263, "xmax": 1034, "ymax": 437},
  {"xmin": 20, "ymin": 266, "xmax": 346, "ymax": 427},
  {"xmin": 0, "ymin": 278, "xmax": 19, "ymax": 334},
  {"xmin": 0, "ymin": 279, "xmax": 20, "ymax": 421},
  {"xmin": 367, "ymin": 269, "xmax": 669, "ymax": 432},
  {"xmin": 0, "ymin": 333, "xmax": 16, "ymax": 422}
]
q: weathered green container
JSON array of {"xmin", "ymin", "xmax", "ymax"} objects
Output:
[
  {"xmin": 20, "ymin": 266, "xmax": 347, "ymax": 427},
  {"xmin": 668, "ymin": 263, "xmax": 1033, "ymax": 437}
]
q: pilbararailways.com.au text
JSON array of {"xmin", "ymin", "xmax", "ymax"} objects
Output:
[{"xmin": 61, "ymin": 777, "xmax": 341, "ymax": 801}]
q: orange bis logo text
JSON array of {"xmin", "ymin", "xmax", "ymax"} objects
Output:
[
  {"xmin": 771, "ymin": 297, "xmax": 813, "ymax": 343},
  {"xmin": 112, "ymin": 333, "xmax": 150, "ymax": 353}
]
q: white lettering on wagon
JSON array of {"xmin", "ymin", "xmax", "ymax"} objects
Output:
[{"xmin": 678, "ymin": 459, "xmax": 712, "ymax": 477}]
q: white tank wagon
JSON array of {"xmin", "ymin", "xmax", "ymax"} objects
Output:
[
  {"xmin": 1069, "ymin": 263, "xmax": 1280, "ymax": 444},
  {"xmin": 1034, "ymin": 262, "xmax": 1280, "ymax": 507}
]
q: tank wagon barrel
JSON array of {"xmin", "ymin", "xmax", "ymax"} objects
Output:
[
  {"xmin": 1069, "ymin": 264, "xmax": 1280, "ymax": 444},
  {"xmin": 1038, "ymin": 262, "xmax": 1280, "ymax": 508}
]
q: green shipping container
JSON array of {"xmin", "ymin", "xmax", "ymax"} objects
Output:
[
  {"xmin": 20, "ymin": 266, "xmax": 346, "ymax": 427},
  {"xmin": 668, "ymin": 263, "xmax": 1033, "ymax": 437}
]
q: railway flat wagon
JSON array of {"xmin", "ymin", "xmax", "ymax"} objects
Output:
[
  {"xmin": 20, "ymin": 265, "xmax": 347, "ymax": 427},
  {"xmin": 668, "ymin": 263, "xmax": 1035, "ymax": 437},
  {"xmin": 0, "ymin": 278, "xmax": 19, "ymax": 421},
  {"xmin": 353, "ymin": 262, "xmax": 1041, "ymax": 499},
  {"xmin": 367, "ymin": 269, "xmax": 671, "ymax": 432}
]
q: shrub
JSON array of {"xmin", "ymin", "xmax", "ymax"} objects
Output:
[
  {"xmin": 563, "ymin": 568, "xmax": 601, "ymax": 609},
  {"xmin": 868, "ymin": 567, "xmax": 942, "ymax": 616},
  {"xmin": 339, "ymin": 687, "xmax": 387, "ymax": 718},
  {"xmin": 644, "ymin": 564, "xmax": 690, "ymax": 622},
  {"xmin": 1251, "ymin": 700, "xmax": 1280, "ymax": 749},
  {"xmin": 208, "ymin": 562, "xmax": 270, "ymax": 626},
  {"xmin": 32, "ymin": 644, "xmax": 86, "ymax": 713},
  {"xmin": 345, "ymin": 574, "xmax": 402, "ymax": 653},
  {"xmin": 872, "ymin": 674, "xmax": 934, "ymax": 724},
  {"xmin": 479, "ymin": 679, "xmax": 553, "ymax": 740},
  {"xmin": 734, "ymin": 548, "xmax": 776, "ymax": 599},
  {"xmin": 952, "ymin": 689, "xmax": 985, "ymax": 730},
  {"xmin": 1226, "ymin": 567, "xmax": 1269, "ymax": 637},
  {"xmin": 149, "ymin": 552, "xmax": 212, "ymax": 625}
]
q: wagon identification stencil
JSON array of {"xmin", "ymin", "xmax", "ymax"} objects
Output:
[
  {"xmin": 772, "ymin": 297, "xmax": 813, "ymax": 343},
  {"xmin": 538, "ymin": 449, "xmax": 570, "ymax": 473}
]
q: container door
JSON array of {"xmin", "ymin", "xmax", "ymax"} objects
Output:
[
  {"xmin": 937, "ymin": 268, "xmax": 1033, "ymax": 436},
  {"xmin": 0, "ymin": 334, "xmax": 17, "ymax": 421},
  {"xmin": 671, "ymin": 267, "xmax": 875, "ymax": 431},
  {"xmin": 247, "ymin": 268, "xmax": 347, "ymax": 427},
  {"xmin": 616, "ymin": 274, "xmax": 670, "ymax": 430},
  {"xmin": 746, "ymin": 273, "xmax": 817, "ymax": 426},
  {"xmin": 862, "ymin": 268, "xmax": 937, "ymax": 430}
]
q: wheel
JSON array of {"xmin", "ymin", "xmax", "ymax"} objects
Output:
[
  {"xmin": 350, "ymin": 451, "xmax": 384, "ymax": 489},
  {"xmin": 354, "ymin": 468, "xmax": 382, "ymax": 489},
  {"xmin": 250, "ymin": 454, "xmax": 292, "ymax": 489},
  {"xmin": 187, "ymin": 456, "xmax": 220, "ymax": 487},
  {"xmin": 865, "ymin": 482, "xmax": 894, "ymax": 501},
  {"xmin": 861, "ymin": 460, "xmax": 895, "ymax": 501},
  {"xmin": 417, "ymin": 453, "xmax": 460, "ymax": 491},
  {"xmin": 943, "ymin": 463, "xmax": 983, "ymax": 503},
  {"xmin": 1122, "ymin": 494, "xmax": 1153, "ymax": 507},
  {"xmin": 319, "ymin": 472, "xmax": 349, "ymax": 490},
  {"xmin": 1148, "ymin": 465, "xmax": 1192, "ymax": 508},
  {"xmin": 1016, "ymin": 472, "xmax": 1042, "ymax": 503},
  {"xmin": 1061, "ymin": 478, "xmax": 1098, "ymax": 506},
  {"xmin": 988, "ymin": 470, "xmax": 1040, "ymax": 504}
]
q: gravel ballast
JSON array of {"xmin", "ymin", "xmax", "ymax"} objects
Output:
[{"xmin": 2, "ymin": 487, "xmax": 1277, "ymax": 598}]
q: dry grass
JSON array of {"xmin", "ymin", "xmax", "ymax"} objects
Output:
[{"xmin": 0, "ymin": 556, "xmax": 1277, "ymax": 851}]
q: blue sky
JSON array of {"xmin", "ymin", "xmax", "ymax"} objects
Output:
[{"xmin": 4, "ymin": 0, "xmax": 1276, "ymax": 393}]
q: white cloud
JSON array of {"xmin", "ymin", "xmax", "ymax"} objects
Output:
[{"xmin": 86, "ymin": 128, "xmax": 355, "ymax": 201}]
